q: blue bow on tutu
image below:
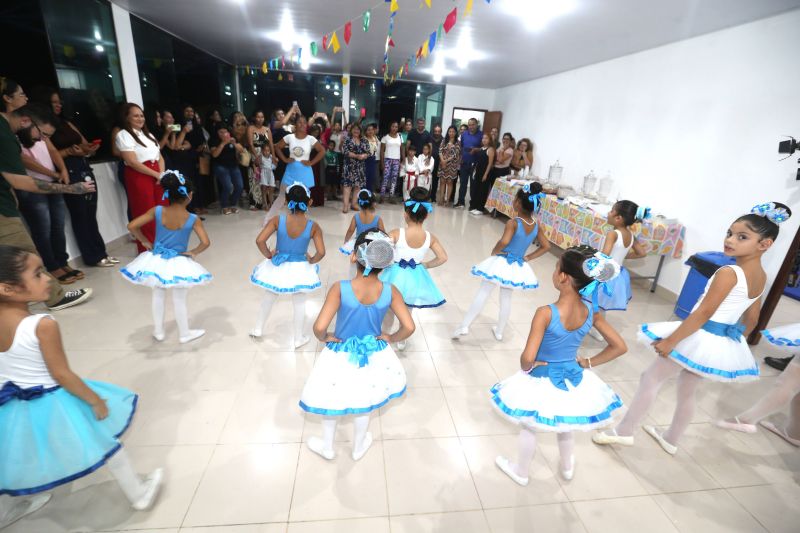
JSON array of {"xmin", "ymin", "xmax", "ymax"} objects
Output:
[
  {"xmin": 501, "ymin": 253, "xmax": 524, "ymax": 266},
  {"xmin": 404, "ymin": 200, "xmax": 433, "ymax": 213},
  {"xmin": 398, "ymin": 258, "xmax": 418, "ymax": 269},
  {"xmin": 271, "ymin": 252, "xmax": 306, "ymax": 266},
  {"xmin": 529, "ymin": 362, "xmax": 584, "ymax": 391},
  {"xmin": 152, "ymin": 243, "xmax": 179, "ymax": 259},
  {"xmin": 0, "ymin": 381, "xmax": 56, "ymax": 406},
  {"xmin": 287, "ymin": 200, "xmax": 308, "ymax": 212},
  {"xmin": 702, "ymin": 320, "xmax": 746, "ymax": 341},
  {"xmin": 327, "ymin": 336, "xmax": 387, "ymax": 367}
]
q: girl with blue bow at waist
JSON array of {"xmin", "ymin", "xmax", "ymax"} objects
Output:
[
  {"xmin": 595, "ymin": 202, "xmax": 791, "ymax": 456},
  {"xmin": 250, "ymin": 184, "xmax": 325, "ymax": 348},
  {"xmin": 491, "ymin": 246, "xmax": 627, "ymax": 486},
  {"xmin": 121, "ymin": 171, "xmax": 211, "ymax": 344},
  {"xmin": 380, "ymin": 186, "xmax": 448, "ymax": 351},
  {"xmin": 300, "ymin": 230, "xmax": 414, "ymax": 461},
  {"xmin": 454, "ymin": 182, "xmax": 551, "ymax": 342}
]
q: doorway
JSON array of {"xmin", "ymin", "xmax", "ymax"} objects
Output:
[{"xmin": 378, "ymin": 81, "xmax": 416, "ymax": 134}]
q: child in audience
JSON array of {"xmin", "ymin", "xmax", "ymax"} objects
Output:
[
  {"xmin": 416, "ymin": 143, "xmax": 435, "ymax": 192},
  {"xmin": 401, "ymin": 145, "xmax": 418, "ymax": 201}
]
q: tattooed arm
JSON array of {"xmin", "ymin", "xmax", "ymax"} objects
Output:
[{"xmin": 2, "ymin": 171, "xmax": 95, "ymax": 194}]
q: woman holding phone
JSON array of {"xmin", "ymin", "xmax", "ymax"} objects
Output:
[{"xmin": 40, "ymin": 88, "xmax": 117, "ymax": 267}]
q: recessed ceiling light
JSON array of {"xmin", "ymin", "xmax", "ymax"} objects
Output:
[
  {"xmin": 94, "ymin": 29, "xmax": 101, "ymax": 40},
  {"xmin": 325, "ymin": 84, "xmax": 330, "ymax": 89},
  {"xmin": 333, "ymin": 91, "xmax": 340, "ymax": 96},
  {"xmin": 95, "ymin": 44, "xmax": 104, "ymax": 52},
  {"xmin": 502, "ymin": 0, "xmax": 576, "ymax": 31}
]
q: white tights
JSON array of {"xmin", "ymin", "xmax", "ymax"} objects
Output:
[
  {"xmin": 152, "ymin": 287, "xmax": 192, "ymax": 337},
  {"xmin": 460, "ymin": 280, "xmax": 513, "ymax": 336},
  {"xmin": 739, "ymin": 357, "xmax": 800, "ymax": 438},
  {"xmin": 320, "ymin": 415, "xmax": 371, "ymax": 452},
  {"xmin": 253, "ymin": 291, "xmax": 308, "ymax": 341},
  {"xmin": 512, "ymin": 428, "xmax": 574, "ymax": 477},
  {"xmin": 615, "ymin": 357, "xmax": 702, "ymax": 445},
  {"xmin": 106, "ymin": 448, "xmax": 149, "ymax": 504}
]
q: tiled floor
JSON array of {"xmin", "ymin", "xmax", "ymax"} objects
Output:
[{"xmin": 9, "ymin": 200, "xmax": 800, "ymax": 532}]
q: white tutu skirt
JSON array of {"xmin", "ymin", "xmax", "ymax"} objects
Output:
[
  {"xmin": 121, "ymin": 252, "xmax": 212, "ymax": 288},
  {"xmin": 250, "ymin": 259, "xmax": 321, "ymax": 294},
  {"xmin": 639, "ymin": 322, "xmax": 759, "ymax": 382},
  {"xmin": 300, "ymin": 340, "xmax": 406, "ymax": 416},
  {"xmin": 490, "ymin": 368, "xmax": 623, "ymax": 432},
  {"xmin": 339, "ymin": 238, "xmax": 356, "ymax": 256},
  {"xmin": 0, "ymin": 380, "xmax": 137, "ymax": 496},
  {"xmin": 762, "ymin": 323, "xmax": 800, "ymax": 348},
  {"xmin": 471, "ymin": 255, "xmax": 539, "ymax": 290}
]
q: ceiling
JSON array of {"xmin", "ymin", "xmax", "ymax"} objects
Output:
[{"xmin": 110, "ymin": 0, "xmax": 800, "ymax": 89}]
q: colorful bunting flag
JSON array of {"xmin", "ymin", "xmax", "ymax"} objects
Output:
[
  {"xmin": 262, "ymin": 61, "xmax": 268, "ymax": 74},
  {"xmin": 437, "ymin": 23, "xmax": 443, "ymax": 42},
  {"xmin": 363, "ymin": 10, "xmax": 371, "ymax": 32},
  {"xmin": 443, "ymin": 8, "xmax": 457, "ymax": 33},
  {"xmin": 465, "ymin": 0, "xmax": 473, "ymax": 16},
  {"xmin": 342, "ymin": 76, "xmax": 348, "ymax": 85},
  {"xmin": 322, "ymin": 34, "xmax": 328, "ymax": 50},
  {"xmin": 424, "ymin": 0, "xmax": 431, "ymax": 7},
  {"xmin": 245, "ymin": 65, "xmax": 251, "ymax": 75},
  {"xmin": 330, "ymin": 31, "xmax": 341, "ymax": 53},
  {"xmin": 390, "ymin": 0, "xmax": 399, "ymax": 13},
  {"xmin": 281, "ymin": 55, "xmax": 285, "ymax": 68},
  {"xmin": 310, "ymin": 41, "xmax": 318, "ymax": 56},
  {"xmin": 344, "ymin": 22, "xmax": 352, "ymax": 45},
  {"xmin": 428, "ymin": 30, "xmax": 437, "ymax": 53},
  {"xmin": 421, "ymin": 40, "xmax": 429, "ymax": 58}
]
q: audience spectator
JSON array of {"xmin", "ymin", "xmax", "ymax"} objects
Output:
[
  {"xmin": 469, "ymin": 133, "xmax": 496, "ymax": 215},
  {"xmin": 512, "ymin": 137, "xmax": 534, "ymax": 174},
  {"xmin": 364, "ymin": 123, "xmax": 380, "ymax": 192},
  {"xmin": 437, "ymin": 125, "xmax": 461, "ymax": 206},
  {"xmin": 406, "ymin": 117, "xmax": 433, "ymax": 155},
  {"xmin": 341, "ymin": 123, "xmax": 369, "ymax": 213},
  {"xmin": 209, "ymin": 123, "xmax": 246, "ymax": 215},
  {"xmin": 455, "ymin": 117, "xmax": 482, "ymax": 208},
  {"xmin": 247, "ymin": 109, "xmax": 275, "ymax": 210},
  {"xmin": 430, "ymin": 124, "xmax": 443, "ymax": 201},
  {"xmin": 379, "ymin": 120, "xmax": 403, "ymax": 204}
]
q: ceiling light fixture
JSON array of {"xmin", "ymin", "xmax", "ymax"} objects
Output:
[
  {"xmin": 333, "ymin": 90, "xmax": 340, "ymax": 96},
  {"xmin": 502, "ymin": 0, "xmax": 577, "ymax": 31},
  {"xmin": 95, "ymin": 44, "xmax": 104, "ymax": 52}
]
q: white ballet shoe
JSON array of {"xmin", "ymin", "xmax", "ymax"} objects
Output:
[
  {"xmin": 352, "ymin": 432, "xmax": 374, "ymax": 461},
  {"xmin": 294, "ymin": 335, "xmax": 311, "ymax": 349},
  {"xmin": 760, "ymin": 420, "xmax": 800, "ymax": 447},
  {"xmin": 643, "ymin": 425, "xmax": 677, "ymax": 455},
  {"xmin": 152, "ymin": 330, "xmax": 165, "ymax": 342},
  {"xmin": 561, "ymin": 454, "xmax": 575, "ymax": 481},
  {"xmin": 131, "ymin": 468, "xmax": 164, "ymax": 511},
  {"xmin": 307, "ymin": 436, "xmax": 336, "ymax": 460},
  {"xmin": 451, "ymin": 326, "xmax": 469, "ymax": 339},
  {"xmin": 491, "ymin": 325, "xmax": 503, "ymax": 341},
  {"xmin": 249, "ymin": 328, "xmax": 262, "ymax": 338},
  {"xmin": 592, "ymin": 429, "xmax": 634, "ymax": 447},
  {"xmin": 495, "ymin": 456, "xmax": 529, "ymax": 486},
  {"xmin": 396, "ymin": 340, "xmax": 407, "ymax": 351},
  {"xmin": 179, "ymin": 329, "xmax": 205, "ymax": 344},
  {"xmin": 714, "ymin": 417, "xmax": 757, "ymax": 434},
  {"xmin": 0, "ymin": 493, "xmax": 51, "ymax": 529}
]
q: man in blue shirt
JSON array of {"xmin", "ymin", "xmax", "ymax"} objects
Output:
[{"xmin": 455, "ymin": 118, "xmax": 482, "ymax": 208}]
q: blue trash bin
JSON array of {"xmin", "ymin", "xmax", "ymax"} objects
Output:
[{"xmin": 674, "ymin": 251, "xmax": 736, "ymax": 319}]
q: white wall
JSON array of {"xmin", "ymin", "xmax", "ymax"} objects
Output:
[
  {"xmin": 443, "ymin": 84, "xmax": 495, "ymax": 127},
  {"xmin": 492, "ymin": 10, "xmax": 800, "ymax": 295}
]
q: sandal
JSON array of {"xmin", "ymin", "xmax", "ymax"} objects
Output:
[
  {"xmin": 64, "ymin": 267, "xmax": 85, "ymax": 279},
  {"xmin": 56, "ymin": 272, "xmax": 78, "ymax": 284}
]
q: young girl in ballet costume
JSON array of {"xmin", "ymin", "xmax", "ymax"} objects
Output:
[
  {"xmin": 121, "ymin": 171, "xmax": 211, "ymax": 344},
  {"xmin": 250, "ymin": 183, "xmax": 325, "ymax": 348},
  {"xmin": 300, "ymin": 230, "xmax": 414, "ymax": 461},
  {"xmin": 594, "ymin": 202, "xmax": 790, "ymax": 455},
  {"xmin": 453, "ymin": 183, "xmax": 551, "ymax": 342},
  {"xmin": 339, "ymin": 189, "xmax": 386, "ymax": 257},
  {"xmin": 380, "ymin": 187, "xmax": 448, "ymax": 350},
  {"xmin": 0, "ymin": 246, "xmax": 162, "ymax": 528},
  {"xmin": 491, "ymin": 246, "xmax": 627, "ymax": 485},
  {"xmin": 586, "ymin": 200, "xmax": 649, "ymax": 340}
]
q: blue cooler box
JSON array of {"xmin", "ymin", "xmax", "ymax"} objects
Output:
[{"xmin": 674, "ymin": 251, "xmax": 736, "ymax": 319}]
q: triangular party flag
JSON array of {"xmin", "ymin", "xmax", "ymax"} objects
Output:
[
  {"xmin": 465, "ymin": 0, "xmax": 473, "ymax": 16},
  {"xmin": 262, "ymin": 61, "xmax": 268, "ymax": 74},
  {"xmin": 424, "ymin": 0, "xmax": 431, "ymax": 7},
  {"xmin": 245, "ymin": 65, "xmax": 251, "ymax": 75},
  {"xmin": 416, "ymin": 45, "xmax": 423, "ymax": 60},
  {"xmin": 390, "ymin": 0, "xmax": 399, "ymax": 13},
  {"xmin": 341, "ymin": 76, "xmax": 348, "ymax": 85},
  {"xmin": 322, "ymin": 34, "xmax": 329, "ymax": 50},
  {"xmin": 421, "ymin": 40, "xmax": 429, "ymax": 58},
  {"xmin": 287, "ymin": 73, "xmax": 294, "ymax": 81},
  {"xmin": 363, "ymin": 10, "xmax": 371, "ymax": 32},
  {"xmin": 443, "ymin": 7, "xmax": 457, "ymax": 33},
  {"xmin": 297, "ymin": 48, "xmax": 302, "ymax": 64},
  {"xmin": 404, "ymin": 61, "xmax": 409, "ymax": 75},
  {"xmin": 280, "ymin": 55, "xmax": 285, "ymax": 68},
  {"xmin": 437, "ymin": 23, "xmax": 443, "ymax": 41},
  {"xmin": 428, "ymin": 30, "xmax": 437, "ymax": 52},
  {"xmin": 278, "ymin": 73, "xmax": 283, "ymax": 81},
  {"xmin": 310, "ymin": 41, "xmax": 318, "ymax": 56},
  {"xmin": 388, "ymin": 37, "xmax": 395, "ymax": 48},
  {"xmin": 344, "ymin": 22, "xmax": 352, "ymax": 45},
  {"xmin": 397, "ymin": 66, "xmax": 403, "ymax": 79},
  {"xmin": 330, "ymin": 31, "xmax": 341, "ymax": 53}
]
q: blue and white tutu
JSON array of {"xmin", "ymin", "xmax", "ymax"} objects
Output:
[
  {"xmin": 250, "ymin": 254, "xmax": 321, "ymax": 294},
  {"xmin": 299, "ymin": 336, "xmax": 406, "ymax": 416},
  {"xmin": 490, "ymin": 362, "xmax": 623, "ymax": 432},
  {"xmin": 471, "ymin": 254, "xmax": 538, "ymax": 290},
  {"xmin": 121, "ymin": 251, "xmax": 212, "ymax": 288},
  {"xmin": 339, "ymin": 238, "xmax": 356, "ymax": 256},
  {"xmin": 639, "ymin": 322, "xmax": 759, "ymax": 382},
  {"xmin": 0, "ymin": 380, "xmax": 137, "ymax": 496},
  {"xmin": 594, "ymin": 267, "xmax": 632, "ymax": 311},
  {"xmin": 380, "ymin": 261, "xmax": 445, "ymax": 308},
  {"xmin": 761, "ymin": 323, "xmax": 800, "ymax": 348}
]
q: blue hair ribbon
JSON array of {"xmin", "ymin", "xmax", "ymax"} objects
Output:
[
  {"xmin": 161, "ymin": 185, "xmax": 189, "ymax": 201},
  {"xmin": 404, "ymin": 200, "xmax": 433, "ymax": 213},
  {"xmin": 522, "ymin": 184, "xmax": 546, "ymax": 213},
  {"xmin": 287, "ymin": 200, "xmax": 308, "ymax": 212},
  {"xmin": 635, "ymin": 206, "xmax": 651, "ymax": 221}
]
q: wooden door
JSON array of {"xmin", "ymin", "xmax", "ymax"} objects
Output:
[{"xmin": 483, "ymin": 111, "xmax": 503, "ymax": 135}]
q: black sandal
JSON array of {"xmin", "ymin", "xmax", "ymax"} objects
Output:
[
  {"xmin": 65, "ymin": 267, "xmax": 85, "ymax": 280},
  {"xmin": 57, "ymin": 272, "xmax": 78, "ymax": 284}
]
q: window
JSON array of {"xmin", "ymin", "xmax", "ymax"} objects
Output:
[
  {"xmin": 131, "ymin": 16, "xmax": 179, "ymax": 112},
  {"xmin": 39, "ymin": 0, "xmax": 125, "ymax": 160}
]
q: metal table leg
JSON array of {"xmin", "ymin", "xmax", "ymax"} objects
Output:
[{"xmin": 651, "ymin": 255, "xmax": 666, "ymax": 293}]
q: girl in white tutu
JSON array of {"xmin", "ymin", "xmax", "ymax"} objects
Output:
[
  {"xmin": 121, "ymin": 171, "xmax": 211, "ymax": 344},
  {"xmin": 250, "ymin": 183, "xmax": 325, "ymax": 348},
  {"xmin": 339, "ymin": 189, "xmax": 385, "ymax": 257},
  {"xmin": 594, "ymin": 202, "xmax": 791, "ymax": 455},
  {"xmin": 0, "ymin": 246, "xmax": 162, "ymax": 528},
  {"xmin": 380, "ymin": 186, "xmax": 448, "ymax": 350},
  {"xmin": 715, "ymin": 323, "xmax": 800, "ymax": 446},
  {"xmin": 491, "ymin": 246, "xmax": 627, "ymax": 485},
  {"xmin": 453, "ymin": 182, "xmax": 551, "ymax": 341},
  {"xmin": 586, "ymin": 200, "xmax": 648, "ymax": 340},
  {"xmin": 300, "ymin": 230, "xmax": 414, "ymax": 461}
]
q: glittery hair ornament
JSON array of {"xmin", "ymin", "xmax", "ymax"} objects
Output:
[
  {"xmin": 356, "ymin": 232, "xmax": 395, "ymax": 276},
  {"xmin": 522, "ymin": 183, "xmax": 546, "ymax": 213},
  {"xmin": 635, "ymin": 206, "xmax": 652, "ymax": 221},
  {"xmin": 750, "ymin": 202, "xmax": 790, "ymax": 224},
  {"xmin": 357, "ymin": 189, "xmax": 373, "ymax": 206},
  {"xmin": 287, "ymin": 183, "xmax": 311, "ymax": 212},
  {"xmin": 579, "ymin": 252, "xmax": 621, "ymax": 310},
  {"xmin": 160, "ymin": 170, "xmax": 188, "ymax": 200}
]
